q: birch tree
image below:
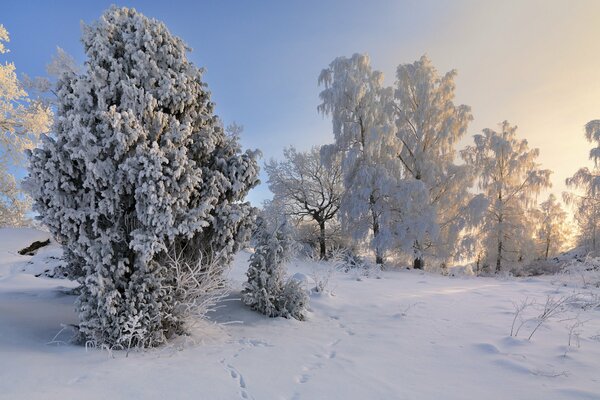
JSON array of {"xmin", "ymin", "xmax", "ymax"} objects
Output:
[
  {"xmin": 318, "ymin": 54, "xmax": 400, "ymax": 265},
  {"xmin": 534, "ymin": 194, "xmax": 570, "ymax": 259},
  {"xmin": 0, "ymin": 25, "xmax": 52, "ymax": 226},
  {"xmin": 565, "ymin": 120, "xmax": 600, "ymax": 254},
  {"xmin": 462, "ymin": 121, "xmax": 551, "ymax": 272},
  {"xmin": 393, "ymin": 55, "xmax": 483, "ymax": 269}
]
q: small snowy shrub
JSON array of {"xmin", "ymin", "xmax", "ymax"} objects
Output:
[
  {"xmin": 242, "ymin": 220, "xmax": 308, "ymax": 320},
  {"xmin": 25, "ymin": 7, "xmax": 259, "ymax": 348},
  {"xmin": 310, "ymin": 265, "xmax": 335, "ymax": 294},
  {"xmin": 278, "ymin": 279, "xmax": 309, "ymax": 321},
  {"xmin": 329, "ymin": 246, "xmax": 373, "ymax": 280},
  {"xmin": 559, "ymin": 257, "xmax": 600, "ymax": 289},
  {"xmin": 165, "ymin": 249, "xmax": 230, "ymax": 332},
  {"xmin": 329, "ymin": 247, "xmax": 366, "ymax": 272},
  {"xmin": 509, "ymin": 294, "xmax": 594, "ymax": 341}
]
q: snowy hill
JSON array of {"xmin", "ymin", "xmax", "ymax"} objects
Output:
[{"xmin": 0, "ymin": 228, "xmax": 599, "ymax": 399}]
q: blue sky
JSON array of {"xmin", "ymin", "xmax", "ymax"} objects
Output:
[{"xmin": 3, "ymin": 1, "xmax": 600, "ymax": 205}]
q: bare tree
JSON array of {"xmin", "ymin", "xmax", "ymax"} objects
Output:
[{"xmin": 265, "ymin": 146, "xmax": 342, "ymax": 260}]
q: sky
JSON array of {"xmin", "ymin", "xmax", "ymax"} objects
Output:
[{"xmin": 3, "ymin": 0, "xmax": 600, "ymax": 206}]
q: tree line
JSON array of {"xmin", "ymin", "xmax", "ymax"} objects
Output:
[{"xmin": 266, "ymin": 54, "xmax": 591, "ymax": 273}]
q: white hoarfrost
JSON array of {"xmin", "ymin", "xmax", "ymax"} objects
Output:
[
  {"xmin": 533, "ymin": 194, "xmax": 571, "ymax": 260},
  {"xmin": 242, "ymin": 219, "xmax": 308, "ymax": 320},
  {"xmin": 565, "ymin": 120, "xmax": 600, "ymax": 255},
  {"xmin": 319, "ymin": 54, "xmax": 486, "ymax": 268},
  {"xmin": 0, "ymin": 25, "xmax": 52, "ymax": 227},
  {"xmin": 393, "ymin": 55, "xmax": 484, "ymax": 269},
  {"xmin": 318, "ymin": 54, "xmax": 405, "ymax": 265},
  {"xmin": 462, "ymin": 121, "xmax": 552, "ymax": 272},
  {"xmin": 25, "ymin": 7, "xmax": 259, "ymax": 347},
  {"xmin": 265, "ymin": 146, "xmax": 343, "ymax": 260}
]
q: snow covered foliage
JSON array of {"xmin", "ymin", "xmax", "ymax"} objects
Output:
[
  {"xmin": 318, "ymin": 54, "xmax": 401, "ymax": 265},
  {"xmin": 393, "ymin": 55, "xmax": 484, "ymax": 268},
  {"xmin": 559, "ymin": 257, "xmax": 600, "ymax": 289},
  {"xmin": 565, "ymin": 120, "xmax": 600, "ymax": 255},
  {"xmin": 319, "ymin": 54, "xmax": 485, "ymax": 268},
  {"xmin": 242, "ymin": 219, "xmax": 308, "ymax": 320},
  {"xmin": 265, "ymin": 146, "xmax": 342, "ymax": 260},
  {"xmin": 462, "ymin": 121, "xmax": 551, "ymax": 273},
  {"xmin": 565, "ymin": 173, "xmax": 600, "ymax": 255},
  {"xmin": 25, "ymin": 7, "xmax": 259, "ymax": 347},
  {"xmin": 533, "ymin": 194, "xmax": 571, "ymax": 259},
  {"xmin": 0, "ymin": 25, "xmax": 52, "ymax": 227}
]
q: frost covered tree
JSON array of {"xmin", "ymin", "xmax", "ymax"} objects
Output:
[
  {"xmin": 21, "ymin": 46, "xmax": 80, "ymax": 103},
  {"xmin": 462, "ymin": 121, "xmax": 551, "ymax": 272},
  {"xmin": 393, "ymin": 55, "xmax": 484, "ymax": 269},
  {"xmin": 533, "ymin": 194, "xmax": 570, "ymax": 259},
  {"xmin": 565, "ymin": 120, "xmax": 600, "ymax": 254},
  {"xmin": 25, "ymin": 7, "xmax": 259, "ymax": 347},
  {"xmin": 318, "ymin": 54, "xmax": 401, "ymax": 265},
  {"xmin": 242, "ymin": 218, "xmax": 308, "ymax": 320},
  {"xmin": 265, "ymin": 146, "xmax": 342, "ymax": 260},
  {"xmin": 0, "ymin": 25, "xmax": 52, "ymax": 226},
  {"xmin": 563, "ymin": 187, "xmax": 600, "ymax": 255}
]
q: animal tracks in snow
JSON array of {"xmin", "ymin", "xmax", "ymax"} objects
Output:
[
  {"xmin": 292, "ymin": 333, "xmax": 343, "ymax": 389},
  {"xmin": 331, "ymin": 317, "xmax": 356, "ymax": 337},
  {"xmin": 221, "ymin": 360, "xmax": 253, "ymax": 400}
]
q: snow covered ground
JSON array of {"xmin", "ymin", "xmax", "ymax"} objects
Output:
[{"xmin": 1, "ymin": 228, "xmax": 599, "ymax": 400}]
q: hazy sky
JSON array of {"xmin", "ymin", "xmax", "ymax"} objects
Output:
[{"xmin": 3, "ymin": 0, "xmax": 600, "ymax": 205}]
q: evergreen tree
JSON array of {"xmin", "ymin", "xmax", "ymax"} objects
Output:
[
  {"xmin": 242, "ymin": 218, "xmax": 308, "ymax": 320},
  {"xmin": 26, "ymin": 7, "xmax": 259, "ymax": 347}
]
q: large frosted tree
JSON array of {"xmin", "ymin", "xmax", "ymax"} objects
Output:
[
  {"xmin": 26, "ymin": 7, "xmax": 259, "ymax": 347},
  {"xmin": 0, "ymin": 25, "xmax": 52, "ymax": 226},
  {"xmin": 265, "ymin": 146, "xmax": 342, "ymax": 260},
  {"xmin": 565, "ymin": 120, "xmax": 600, "ymax": 254},
  {"xmin": 318, "ymin": 54, "xmax": 402, "ymax": 265},
  {"xmin": 462, "ymin": 121, "xmax": 551, "ymax": 272},
  {"xmin": 393, "ymin": 55, "xmax": 483, "ymax": 269}
]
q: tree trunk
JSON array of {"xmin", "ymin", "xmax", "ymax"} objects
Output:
[
  {"xmin": 370, "ymin": 194, "xmax": 384, "ymax": 265},
  {"xmin": 413, "ymin": 257, "xmax": 424, "ymax": 270},
  {"xmin": 544, "ymin": 236, "xmax": 550, "ymax": 260},
  {"xmin": 496, "ymin": 203, "xmax": 503, "ymax": 273},
  {"xmin": 495, "ymin": 239, "xmax": 502, "ymax": 273},
  {"xmin": 318, "ymin": 219, "xmax": 327, "ymax": 260},
  {"xmin": 373, "ymin": 216, "xmax": 383, "ymax": 265},
  {"xmin": 593, "ymin": 222, "xmax": 597, "ymax": 254},
  {"xmin": 413, "ymin": 240, "xmax": 424, "ymax": 269}
]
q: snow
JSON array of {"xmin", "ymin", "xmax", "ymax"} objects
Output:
[{"xmin": 1, "ymin": 229, "xmax": 600, "ymax": 399}]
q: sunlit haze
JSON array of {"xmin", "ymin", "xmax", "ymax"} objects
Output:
[{"xmin": 4, "ymin": 0, "xmax": 600, "ymax": 205}]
